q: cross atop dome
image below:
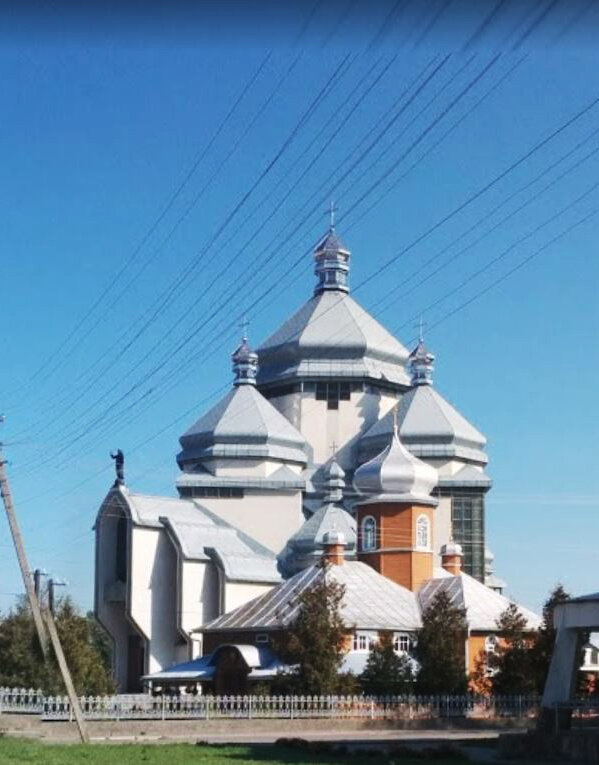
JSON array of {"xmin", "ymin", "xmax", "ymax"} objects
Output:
[
  {"xmin": 313, "ymin": 202, "xmax": 351, "ymax": 296},
  {"xmin": 409, "ymin": 322, "xmax": 435, "ymax": 386},
  {"xmin": 231, "ymin": 328, "xmax": 258, "ymax": 386}
]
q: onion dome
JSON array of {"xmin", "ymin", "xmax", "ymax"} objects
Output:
[
  {"xmin": 322, "ymin": 457, "xmax": 345, "ymax": 502},
  {"xmin": 257, "ymin": 227, "xmax": 410, "ymax": 388},
  {"xmin": 484, "ymin": 547, "xmax": 506, "ymax": 593},
  {"xmin": 314, "ymin": 225, "xmax": 351, "ymax": 295},
  {"xmin": 409, "ymin": 337, "xmax": 435, "ymax": 386},
  {"xmin": 231, "ymin": 332, "xmax": 258, "ymax": 385},
  {"xmin": 440, "ymin": 540, "xmax": 463, "ymax": 558},
  {"xmin": 277, "ymin": 459, "xmax": 356, "ymax": 577},
  {"xmin": 177, "ymin": 334, "xmax": 307, "ymax": 469},
  {"xmin": 354, "ymin": 427, "xmax": 438, "ymax": 506},
  {"xmin": 323, "ymin": 529, "xmax": 346, "ymax": 546}
]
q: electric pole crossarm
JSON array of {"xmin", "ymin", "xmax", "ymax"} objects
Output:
[{"xmin": 0, "ymin": 443, "xmax": 48, "ymax": 657}]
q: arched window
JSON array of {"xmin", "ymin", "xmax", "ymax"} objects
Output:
[
  {"xmin": 416, "ymin": 514, "xmax": 430, "ymax": 550},
  {"xmin": 362, "ymin": 516, "xmax": 377, "ymax": 552}
]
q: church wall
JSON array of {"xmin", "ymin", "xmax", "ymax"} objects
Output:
[
  {"xmin": 292, "ymin": 386, "xmax": 398, "ymax": 469},
  {"xmin": 203, "ymin": 458, "xmax": 302, "ymax": 479},
  {"xmin": 94, "ymin": 504, "xmax": 133, "ymax": 691},
  {"xmin": 179, "ymin": 560, "xmax": 219, "ymax": 656},
  {"xmin": 129, "ymin": 526, "xmax": 181, "ymax": 675},
  {"xmin": 433, "ymin": 496, "xmax": 452, "ymax": 568},
  {"xmin": 198, "ymin": 489, "xmax": 304, "ymax": 554},
  {"xmin": 224, "ymin": 581, "xmax": 275, "ymax": 614}
]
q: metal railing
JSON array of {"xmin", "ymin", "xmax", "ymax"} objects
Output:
[{"xmin": 0, "ymin": 687, "xmax": 540, "ymax": 722}]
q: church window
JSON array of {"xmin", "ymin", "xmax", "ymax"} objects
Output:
[
  {"xmin": 362, "ymin": 516, "xmax": 377, "ymax": 551},
  {"xmin": 180, "ymin": 487, "xmax": 244, "ymax": 499},
  {"xmin": 485, "ymin": 635, "xmax": 498, "ymax": 653},
  {"xmin": 416, "ymin": 515, "xmax": 430, "ymax": 550},
  {"xmin": 416, "ymin": 515, "xmax": 431, "ymax": 550},
  {"xmin": 255, "ymin": 633, "xmax": 269, "ymax": 644},
  {"xmin": 116, "ymin": 515, "xmax": 127, "ymax": 583},
  {"xmin": 450, "ymin": 493, "xmax": 485, "ymax": 580},
  {"xmin": 393, "ymin": 633, "xmax": 410, "ymax": 653},
  {"xmin": 315, "ymin": 382, "xmax": 351, "ymax": 408}
]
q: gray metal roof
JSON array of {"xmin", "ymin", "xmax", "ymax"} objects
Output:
[
  {"xmin": 437, "ymin": 464, "xmax": 492, "ymax": 490},
  {"xmin": 418, "ymin": 571, "xmax": 541, "ymax": 632},
  {"xmin": 118, "ymin": 488, "xmax": 281, "ymax": 584},
  {"xmin": 256, "ymin": 291, "xmax": 410, "ymax": 387},
  {"xmin": 178, "ymin": 383, "xmax": 308, "ymax": 467},
  {"xmin": 277, "ymin": 501, "xmax": 357, "ymax": 576},
  {"xmin": 176, "ymin": 464, "xmax": 305, "ymax": 492},
  {"xmin": 359, "ymin": 385, "xmax": 487, "ymax": 466},
  {"xmin": 143, "ymin": 644, "xmax": 279, "ymax": 682},
  {"xmin": 203, "ymin": 560, "xmax": 422, "ymax": 633}
]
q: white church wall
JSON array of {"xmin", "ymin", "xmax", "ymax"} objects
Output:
[
  {"xmin": 197, "ymin": 489, "xmax": 304, "ymax": 554},
  {"xmin": 179, "ymin": 559, "xmax": 219, "ymax": 651},
  {"xmin": 433, "ymin": 497, "xmax": 452, "ymax": 568},
  {"xmin": 203, "ymin": 458, "xmax": 293, "ymax": 479},
  {"xmin": 224, "ymin": 581, "xmax": 275, "ymax": 614},
  {"xmin": 296, "ymin": 387, "xmax": 399, "ymax": 468},
  {"xmin": 129, "ymin": 526, "xmax": 181, "ymax": 675},
  {"xmin": 94, "ymin": 506, "xmax": 132, "ymax": 690}
]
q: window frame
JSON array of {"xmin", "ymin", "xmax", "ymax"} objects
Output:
[
  {"xmin": 415, "ymin": 514, "xmax": 431, "ymax": 551},
  {"xmin": 361, "ymin": 515, "xmax": 377, "ymax": 552}
]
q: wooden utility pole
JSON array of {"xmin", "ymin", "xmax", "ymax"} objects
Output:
[
  {"xmin": 43, "ymin": 610, "xmax": 89, "ymax": 743},
  {"xmin": 0, "ymin": 438, "xmax": 48, "ymax": 657},
  {"xmin": 0, "ymin": 431, "xmax": 89, "ymax": 743}
]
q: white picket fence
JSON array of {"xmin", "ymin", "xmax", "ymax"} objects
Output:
[{"xmin": 0, "ymin": 686, "xmax": 540, "ymax": 722}]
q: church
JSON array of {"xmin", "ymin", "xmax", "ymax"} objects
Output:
[{"xmin": 94, "ymin": 223, "xmax": 520, "ymax": 692}]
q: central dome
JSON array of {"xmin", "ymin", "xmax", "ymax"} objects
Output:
[{"xmin": 257, "ymin": 227, "xmax": 410, "ymax": 388}]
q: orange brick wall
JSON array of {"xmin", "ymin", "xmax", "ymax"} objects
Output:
[{"xmin": 356, "ymin": 502, "xmax": 434, "ymax": 591}]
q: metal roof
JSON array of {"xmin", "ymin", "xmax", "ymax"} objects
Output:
[
  {"xmin": 116, "ymin": 488, "xmax": 281, "ymax": 584},
  {"xmin": 256, "ymin": 291, "xmax": 410, "ymax": 387},
  {"xmin": 143, "ymin": 644, "xmax": 280, "ymax": 682},
  {"xmin": 277, "ymin": 501, "xmax": 357, "ymax": 577},
  {"xmin": 360, "ymin": 385, "xmax": 487, "ymax": 466},
  {"xmin": 418, "ymin": 572, "xmax": 541, "ymax": 632},
  {"xmin": 203, "ymin": 560, "xmax": 422, "ymax": 633},
  {"xmin": 178, "ymin": 383, "xmax": 308, "ymax": 466}
]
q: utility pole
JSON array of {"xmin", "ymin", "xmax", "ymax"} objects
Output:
[
  {"xmin": 0, "ymin": 424, "xmax": 88, "ymax": 743},
  {"xmin": 43, "ymin": 609, "xmax": 89, "ymax": 743},
  {"xmin": 48, "ymin": 578, "xmax": 66, "ymax": 617},
  {"xmin": 0, "ymin": 431, "xmax": 48, "ymax": 657}
]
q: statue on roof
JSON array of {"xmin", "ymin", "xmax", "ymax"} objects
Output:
[{"xmin": 110, "ymin": 449, "xmax": 125, "ymax": 486}]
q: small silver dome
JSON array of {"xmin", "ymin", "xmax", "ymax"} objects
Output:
[{"xmin": 354, "ymin": 429, "xmax": 438, "ymax": 506}]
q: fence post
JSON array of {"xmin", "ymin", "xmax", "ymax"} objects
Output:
[
  {"xmin": 161, "ymin": 694, "xmax": 166, "ymax": 722},
  {"xmin": 370, "ymin": 699, "xmax": 375, "ymax": 720},
  {"xmin": 248, "ymin": 696, "xmax": 252, "ymax": 720}
]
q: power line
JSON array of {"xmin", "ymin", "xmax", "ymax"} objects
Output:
[{"xmin": 11, "ymin": 53, "xmax": 274, "ymax": 401}]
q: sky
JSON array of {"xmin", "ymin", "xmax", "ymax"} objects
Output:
[{"xmin": 1, "ymin": 0, "xmax": 599, "ymax": 617}]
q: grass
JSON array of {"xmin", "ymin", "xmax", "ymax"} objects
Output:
[{"xmin": 0, "ymin": 738, "xmax": 473, "ymax": 765}]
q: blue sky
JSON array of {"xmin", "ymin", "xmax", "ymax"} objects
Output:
[{"xmin": 1, "ymin": 2, "xmax": 598, "ymax": 616}]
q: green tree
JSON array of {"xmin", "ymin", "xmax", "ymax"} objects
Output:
[
  {"xmin": 415, "ymin": 591, "xmax": 468, "ymax": 694},
  {"xmin": 528, "ymin": 584, "xmax": 570, "ymax": 694},
  {"xmin": 360, "ymin": 632, "xmax": 414, "ymax": 696},
  {"xmin": 0, "ymin": 597, "xmax": 115, "ymax": 695},
  {"xmin": 488, "ymin": 602, "xmax": 537, "ymax": 695},
  {"xmin": 274, "ymin": 563, "xmax": 348, "ymax": 695}
]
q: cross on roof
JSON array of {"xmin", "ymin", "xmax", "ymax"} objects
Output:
[
  {"xmin": 327, "ymin": 200, "xmax": 337, "ymax": 230},
  {"xmin": 330, "ymin": 440, "xmax": 338, "ymax": 455},
  {"xmin": 239, "ymin": 317, "xmax": 250, "ymax": 341},
  {"xmin": 414, "ymin": 317, "xmax": 427, "ymax": 343}
]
